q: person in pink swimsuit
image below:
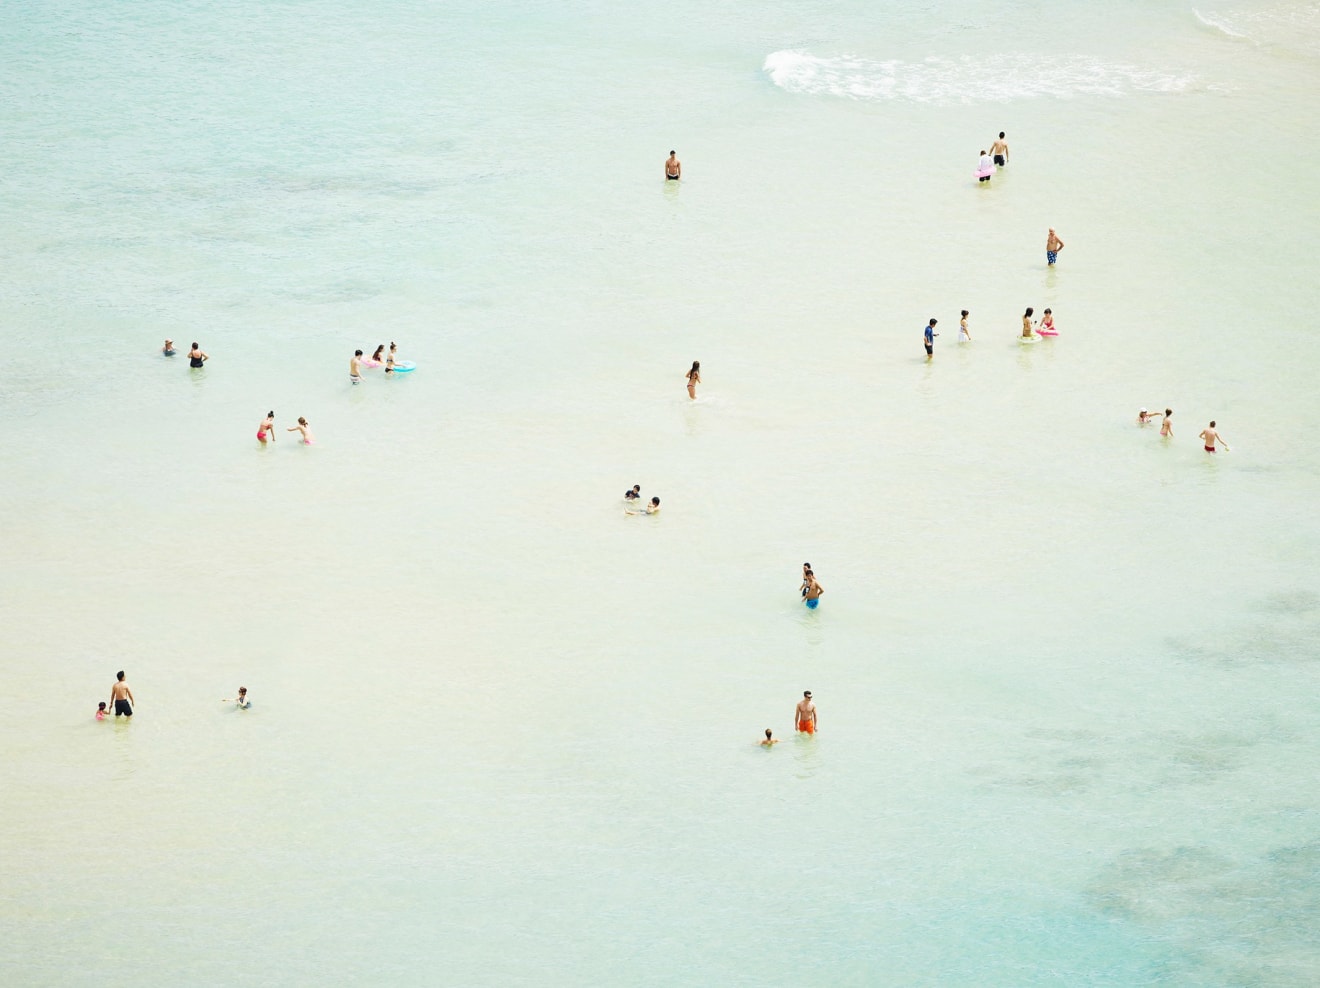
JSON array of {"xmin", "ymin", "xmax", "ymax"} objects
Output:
[{"xmin": 256, "ymin": 411, "xmax": 275, "ymax": 446}]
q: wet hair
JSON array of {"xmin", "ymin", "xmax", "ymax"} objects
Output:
[
  {"xmin": 690, "ymin": 360, "xmax": 700, "ymax": 372},
  {"xmin": 765, "ymin": 729, "xmax": 773, "ymax": 739},
  {"xmin": 267, "ymin": 410, "xmax": 274, "ymax": 418},
  {"xmin": 191, "ymin": 342, "xmax": 199, "ymax": 349},
  {"xmin": 1024, "ymin": 307, "xmax": 1034, "ymax": 317},
  {"xmin": 116, "ymin": 671, "xmax": 125, "ymax": 681},
  {"xmin": 632, "ymin": 485, "xmax": 640, "ymax": 492},
  {"xmin": 98, "ymin": 702, "xmax": 107, "ymax": 710},
  {"xmin": 1165, "ymin": 408, "xmax": 1172, "ymax": 416},
  {"xmin": 372, "ymin": 345, "xmax": 384, "ymax": 359},
  {"xmin": 670, "ymin": 150, "xmax": 675, "ymax": 155},
  {"xmin": 355, "ymin": 349, "xmax": 363, "ymax": 356},
  {"xmin": 999, "ymin": 131, "xmax": 1005, "ymax": 138},
  {"xmin": 803, "ymin": 691, "xmax": 811, "ymax": 698},
  {"xmin": 389, "ymin": 342, "xmax": 396, "ymax": 349},
  {"xmin": 1209, "ymin": 420, "xmax": 1216, "ymax": 427},
  {"xmin": 297, "ymin": 417, "xmax": 307, "ymax": 426},
  {"xmin": 803, "ymin": 562, "xmax": 811, "ymax": 569},
  {"xmin": 961, "ymin": 310, "xmax": 968, "ymax": 317},
  {"xmin": 929, "ymin": 318, "xmax": 937, "ymax": 326},
  {"xmin": 651, "ymin": 497, "xmax": 660, "ymax": 505},
  {"xmin": 238, "ymin": 687, "xmax": 247, "ymax": 694},
  {"xmin": 1043, "ymin": 309, "xmax": 1052, "ymax": 315}
]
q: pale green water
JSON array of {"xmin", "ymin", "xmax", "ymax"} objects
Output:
[{"xmin": 2, "ymin": 1, "xmax": 1320, "ymax": 985}]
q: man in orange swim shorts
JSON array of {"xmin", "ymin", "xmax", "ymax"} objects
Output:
[{"xmin": 795, "ymin": 691, "xmax": 817, "ymax": 734}]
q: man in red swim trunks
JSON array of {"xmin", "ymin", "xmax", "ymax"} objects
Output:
[
  {"xmin": 1199, "ymin": 420, "xmax": 1230, "ymax": 453},
  {"xmin": 795, "ymin": 691, "xmax": 817, "ymax": 734}
]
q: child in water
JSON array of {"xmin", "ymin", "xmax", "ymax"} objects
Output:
[
  {"xmin": 96, "ymin": 702, "xmax": 108, "ymax": 720},
  {"xmin": 959, "ymin": 311, "xmax": 971, "ymax": 342},
  {"xmin": 286, "ymin": 417, "xmax": 315, "ymax": 445},
  {"xmin": 760, "ymin": 729, "xmax": 779, "ymax": 747},
  {"xmin": 224, "ymin": 687, "xmax": 250, "ymax": 709}
]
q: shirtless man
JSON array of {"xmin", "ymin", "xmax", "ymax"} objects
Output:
[
  {"xmin": 1160, "ymin": 408, "xmax": 1174, "ymax": 438},
  {"xmin": 803, "ymin": 572, "xmax": 824, "ymax": 609},
  {"xmin": 350, "ymin": 349, "xmax": 364, "ymax": 385},
  {"xmin": 665, "ymin": 150, "xmax": 681, "ymax": 181},
  {"xmin": 795, "ymin": 691, "xmax": 817, "ymax": 734},
  {"xmin": 1046, "ymin": 228, "xmax": 1065, "ymax": 266},
  {"xmin": 1199, "ymin": 420, "xmax": 1230, "ymax": 453},
  {"xmin": 109, "ymin": 671, "xmax": 134, "ymax": 718},
  {"xmin": 991, "ymin": 132, "xmax": 1009, "ymax": 167}
]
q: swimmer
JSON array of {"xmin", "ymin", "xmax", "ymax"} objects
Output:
[
  {"xmin": 959, "ymin": 310, "xmax": 971, "ymax": 342},
  {"xmin": 1046, "ymin": 228, "xmax": 1065, "ymax": 266},
  {"xmin": 1160, "ymin": 409, "xmax": 1174, "ymax": 438},
  {"xmin": 760, "ymin": 729, "xmax": 779, "ymax": 748},
  {"xmin": 1137, "ymin": 408, "xmax": 1165, "ymax": 426},
  {"xmin": 795, "ymin": 691, "xmax": 817, "ymax": 734},
  {"xmin": 385, "ymin": 342, "xmax": 399, "ymax": 374},
  {"xmin": 665, "ymin": 150, "xmax": 681, "ymax": 180},
  {"xmin": 350, "ymin": 349, "xmax": 364, "ymax": 384},
  {"xmin": 1040, "ymin": 309, "xmax": 1056, "ymax": 333},
  {"xmin": 924, "ymin": 318, "xmax": 938, "ymax": 358},
  {"xmin": 686, "ymin": 361, "xmax": 700, "ymax": 399},
  {"xmin": 256, "ymin": 410, "xmax": 275, "ymax": 446},
  {"xmin": 1022, "ymin": 307, "xmax": 1036, "ymax": 338},
  {"xmin": 803, "ymin": 572, "xmax": 823, "ymax": 609},
  {"xmin": 977, "ymin": 150, "xmax": 993, "ymax": 182},
  {"xmin": 371, "ymin": 344, "xmax": 385, "ymax": 364},
  {"xmin": 162, "ymin": 339, "xmax": 176, "ymax": 356},
  {"xmin": 645, "ymin": 496, "xmax": 661, "ymax": 515},
  {"xmin": 188, "ymin": 342, "xmax": 208, "ymax": 368},
  {"xmin": 96, "ymin": 702, "xmax": 108, "ymax": 721},
  {"xmin": 1199, "ymin": 420, "xmax": 1230, "ymax": 453},
  {"xmin": 109, "ymin": 671, "xmax": 134, "ymax": 718},
  {"xmin": 286, "ymin": 416, "xmax": 315, "ymax": 444},
  {"xmin": 223, "ymin": 687, "xmax": 250, "ymax": 709},
  {"xmin": 991, "ymin": 131, "xmax": 1009, "ymax": 167},
  {"xmin": 624, "ymin": 484, "xmax": 641, "ymax": 501}
]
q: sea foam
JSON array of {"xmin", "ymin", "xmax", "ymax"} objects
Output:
[{"xmin": 763, "ymin": 50, "xmax": 1197, "ymax": 103}]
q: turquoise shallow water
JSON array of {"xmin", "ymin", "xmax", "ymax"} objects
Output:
[{"xmin": 3, "ymin": 1, "xmax": 1320, "ymax": 984}]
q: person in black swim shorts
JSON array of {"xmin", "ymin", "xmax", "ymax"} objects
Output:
[
  {"xmin": 665, "ymin": 150, "xmax": 681, "ymax": 180},
  {"xmin": 109, "ymin": 670, "xmax": 134, "ymax": 717},
  {"xmin": 991, "ymin": 131, "xmax": 1009, "ymax": 167}
]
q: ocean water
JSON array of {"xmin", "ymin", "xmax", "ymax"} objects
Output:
[{"xmin": 2, "ymin": 1, "xmax": 1319, "ymax": 984}]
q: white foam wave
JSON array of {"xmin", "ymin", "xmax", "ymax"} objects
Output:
[
  {"xmin": 1192, "ymin": 2, "xmax": 1320, "ymax": 54},
  {"xmin": 762, "ymin": 50, "xmax": 1197, "ymax": 104}
]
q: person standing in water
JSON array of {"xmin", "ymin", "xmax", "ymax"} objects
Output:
[
  {"xmin": 665, "ymin": 150, "xmax": 681, "ymax": 180},
  {"xmin": 350, "ymin": 350, "xmax": 364, "ymax": 384},
  {"xmin": 1021, "ymin": 307, "xmax": 1036, "ymax": 339},
  {"xmin": 685, "ymin": 361, "xmax": 701, "ymax": 399},
  {"xmin": 959, "ymin": 310, "xmax": 971, "ymax": 342},
  {"xmin": 1199, "ymin": 421, "xmax": 1230, "ymax": 453},
  {"xmin": 109, "ymin": 671, "xmax": 134, "ymax": 718},
  {"xmin": 1160, "ymin": 409, "xmax": 1174, "ymax": 438},
  {"xmin": 188, "ymin": 342, "xmax": 208, "ymax": 368},
  {"xmin": 162, "ymin": 339, "xmax": 176, "ymax": 356},
  {"xmin": 1137, "ymin": 408, "xmax": 1164, "ymax": 426},
  {"xmin": 624, "ymin": 485, "xmax": 641, "ymax": 501},
  {"xmin": 991, "ymin": 132, "xmax": 1009, "ymax": 167},
  {"xmin": 795, "ymin": 691, "xmax": 817, "ymax": 734},
  {"xmin": 385, "ymin": 342, "xmax": 400, "ymax": 374},
  {"xmin": 256, "ymin": 410, "xmax": 276, "ymax": 446},
  {"xmin": 1046, "ymin": 228, "xmax": 1065, "ymax": 266},
  {"xmin": 760, "ymin": 729, "xmax": 779, "ymax": 748},
  {"xmin": 977, "ymin": 150, "xmax": 993, "ymax": 182},
  {"xmin": 286, "ymin": 416, "xmax": 315, "ymax": 445},
  {"xmin": 924, "ymin": 318, "xmax": 938, "ymax": 359},
  {"xmin": 803, "ymin": 572, "xmax": 824, "ymax": 609}
]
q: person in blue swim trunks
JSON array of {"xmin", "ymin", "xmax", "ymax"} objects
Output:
[
  {"xmin": 802, "ymin": 571, "xmax": 824, "ymax": 609},
  {"xmin": 1046, "ymin": 228, "xmax": 1065, "ymax": 265}
]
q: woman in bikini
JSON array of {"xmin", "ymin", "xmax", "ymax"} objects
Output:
[
  {"xmin": 256, "ymin": 410, "xmax": 276, "ymax": 446},
  {"xmin": 188, "ymin": 342, "xmax": 209, "ymax": 368},
  {"xmin": 286, "ymin": 416, "xmax": 315, "ymax": 445},
  {"xmin": 385, "ymin": 342, "xmax": 399, "ymax": 374},
  {"xmin": 368, "ymin": 344, "xmax": 385, "ymax": 366},
  {"xmin": 685, "ymin": 360, "xmax": 700, "ymax": 399},
  {"xmin": 1021, "ymin": 308, "xmax": 1035, "ymax": 339}
]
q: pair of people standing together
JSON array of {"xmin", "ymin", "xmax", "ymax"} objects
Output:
[{"xmin": 256, "ymin": 410, "xmax": 314, "ymax": 446}]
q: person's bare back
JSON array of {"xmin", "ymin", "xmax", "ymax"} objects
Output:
[{"xmin": 1199, "ymin": 421, "xmax": 1229, "ymax": 452}]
